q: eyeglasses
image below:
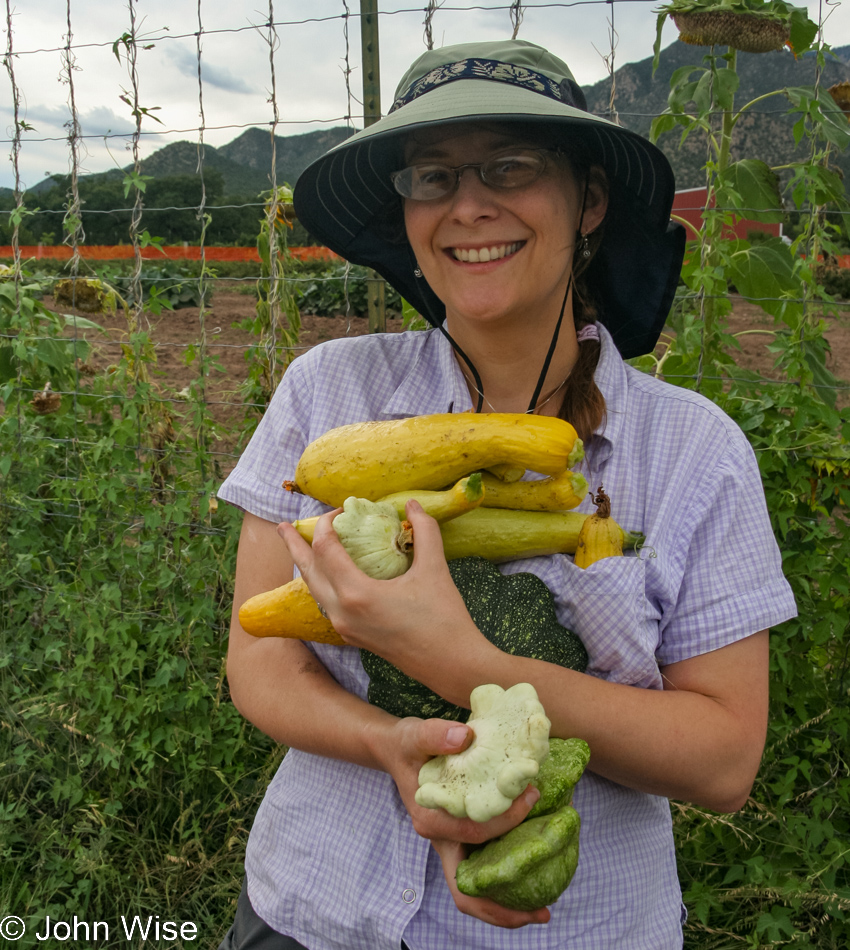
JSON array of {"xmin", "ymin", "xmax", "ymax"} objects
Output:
[{"xmin": 390, "ymin": 148, "xmax": 558, "ymax": 201}]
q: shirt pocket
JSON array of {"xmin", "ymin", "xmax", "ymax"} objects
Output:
[{"xmin": 555, "ymin": 555, "xmax": 663, "ymax": 690}]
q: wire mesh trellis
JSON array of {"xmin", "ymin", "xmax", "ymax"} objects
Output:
[
  {"xmin": 0, "ymin": 0, "xmax": 847, "ymax": 510},
  {"xmin": 1, "ymin": 1, "xmax": 848, "ymax": 484}
]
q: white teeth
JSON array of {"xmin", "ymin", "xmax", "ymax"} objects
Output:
[{"xmin": 452, "ymin": 242, "xmax": 520, "ymax": 263}]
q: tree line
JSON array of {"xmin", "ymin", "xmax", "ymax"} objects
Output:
[{"xmin": 0, "ymin": 169, "xmax": 314, "ymax": 247}]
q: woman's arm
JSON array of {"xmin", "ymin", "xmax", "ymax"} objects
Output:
[
  {"xmin": 226, "ymin": 511, "xmax": 391, "ymax": 756},
  {"xmin": 449, "ymin": 628, "xmax": 769, "ymax": 813},
  {"xmin": 227, "ymin": 511, "xmax": 549, "ymax": 928},
  {"xmin": 282, "ymin": 501, "xmax": 769, "ymax": 814}
]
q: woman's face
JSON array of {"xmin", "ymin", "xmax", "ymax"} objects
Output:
[{"xmin": 402, "ymin": 125, "xmax": 607, "ymax": 332}]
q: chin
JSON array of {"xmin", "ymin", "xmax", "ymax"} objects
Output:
[{"xmin": 445, "ymin": 295, "xmax": 520, "ymax": 326}]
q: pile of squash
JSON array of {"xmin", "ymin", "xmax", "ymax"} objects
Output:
[{"xmin": 239, "ymin": 412, "xmax": 638, "ymax": 647}]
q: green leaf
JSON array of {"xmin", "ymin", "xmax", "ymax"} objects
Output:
[
  {"xmin": 726, "ymin": 241, "xmax": 803, "ymax": 325},
  {"xmin": 717, "ymin": 159, "xmax": 784, "ymax": 222},
  {"xmin": 36, "ymin": 338, "xmax": 73, "ymax": 372},
  {"xmin": 650, "ymin": 112, "xmax": 678, "ymax": 143},
  {"xmin": 693, "ymin": 71, "xmax": 714, "ymax": 119},
  {"xmin": 60, "ymin": 312, "xmax": 104, "ymax": 332},
  {"xmin": 0, "ymin": 345, "xmax": 15, "ymax": 383},
  {"xmin": 712, "ymin": 67, "xmax": 739, "ymax": 112},
  {"xmin": 788, "ymin": 8, "xmax": 818, "ymax": 55},
  {"xmin": 738, "ymin": 411, "xmax": 766, "ymax": 431},
  {"xmin": 803, "ymin": 339, "xmax": 838, "ymax": 408},
  {"xmin": 653, "ymin": 13, "xmax": 669, "ymax": 75}
]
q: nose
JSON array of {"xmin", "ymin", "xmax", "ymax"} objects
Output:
[{"xmin": 449, "ymin": 165, "xmax": 498, "ymax": 222}]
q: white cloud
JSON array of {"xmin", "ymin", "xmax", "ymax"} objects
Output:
[{"xmin": 170, "ymin": 45, "xmax": 253, "ymax": 95}]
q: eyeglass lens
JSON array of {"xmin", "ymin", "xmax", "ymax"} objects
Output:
[{"xmin": 392, "ymin": 149, "xmax": 549, "ymax": 200}]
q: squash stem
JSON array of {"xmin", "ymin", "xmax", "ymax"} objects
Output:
[
  {"xmin": 398, "ymin": 521, "xmax": 414, "ymax": 555},
  {"xmin": 592, "ymin": 486, "xmax": 611, "ymax": 520}
]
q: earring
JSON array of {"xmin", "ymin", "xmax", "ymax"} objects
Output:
[
  {"xmin": 413, "ymin": 267, "xmax": 423, "ymax": 278},
  {"xmin": 580, "ymin": 233, "xmax": 591, "ymax": 259}
]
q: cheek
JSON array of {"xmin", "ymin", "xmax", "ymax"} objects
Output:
[{"xmin": 403, "ymin": 202, "xmax": 433, "ymax": 260}]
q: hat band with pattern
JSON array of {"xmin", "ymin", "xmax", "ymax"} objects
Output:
[{"xmin": 390, "ymin": 58, "xmax": 588, "ymax": 114}]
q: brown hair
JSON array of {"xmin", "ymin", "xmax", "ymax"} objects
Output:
[{"xmin": 555, "ymin": 163, "xmax": 606, "ymax": 445}]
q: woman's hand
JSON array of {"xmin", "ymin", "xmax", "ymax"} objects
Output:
[
  {"xmin": 277, "ymin": 500, "xmax": 494, "ymax": 702},
  {"xmin": 376, "ymin": 715, "xmax": 550, "ymax": 928},
  {"xmin": 429, "ymin": 838, "xmax": 551, "ymax": 929}
]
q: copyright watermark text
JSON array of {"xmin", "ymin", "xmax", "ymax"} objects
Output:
[
  {"xmin": 0, "ymin": 914, "xmax": 198, "ymax": 943},
  {"xmin": 1, "ymin": 916, "xmax": 26, "ymax": 941}
]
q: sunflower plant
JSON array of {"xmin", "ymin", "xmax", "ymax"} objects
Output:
[{"xmin": 653, "ymin": 0, "xmax": 818, "ymax": 66}]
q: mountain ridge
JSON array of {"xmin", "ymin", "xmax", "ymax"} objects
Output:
[
  {"xmin": 583, "ymin": 41, "xmax": 850, "ymax": 188},
  {"xmin": 4, "ymin": 40, "xmax": 848, "ymax": 203}
]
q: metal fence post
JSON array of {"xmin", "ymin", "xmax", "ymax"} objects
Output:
[{"xmin": 360, "ymin": 0, "xmax": 386, "ymax": 333}]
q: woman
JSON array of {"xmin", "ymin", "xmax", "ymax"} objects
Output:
[{"xmin": 218, "ymin": 39, "xmax": 796, "ymax": 950}]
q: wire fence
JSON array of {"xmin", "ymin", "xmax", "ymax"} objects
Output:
[{"xmin": 2, "ymin": 0, "xmax": 849, "ymax": 487}]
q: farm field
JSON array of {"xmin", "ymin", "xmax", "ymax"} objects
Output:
[{"xmin": 46, "ymin": 282, "xmax": 850, "ymax": 441}]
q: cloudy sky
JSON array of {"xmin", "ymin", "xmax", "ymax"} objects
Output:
[{"xmin": 2, "ymin": 0, "xmax": 847, "ymax": 191}]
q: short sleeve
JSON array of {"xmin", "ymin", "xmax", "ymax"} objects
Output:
[
  {"xmin": 216, "ymin": 356, "xmax": 331, "ymax": 525},
  {"xmin": 655, "ymin": 430, "xmax": 797, "ymax": 666}
]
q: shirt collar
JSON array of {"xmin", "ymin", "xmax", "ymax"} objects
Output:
[
  {"xmin": 380, "ymin": 328, "xmax": 474, "ymax": 417},
  {"xmin": 378, "ymin": 322, "xmax": 631, "ymax": 452}
]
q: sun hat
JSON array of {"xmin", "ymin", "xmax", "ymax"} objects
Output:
[{"xmin": 293, "ymin": 39, "xmax": 686, "ymax": 359}]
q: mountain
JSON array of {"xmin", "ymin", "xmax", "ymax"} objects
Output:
[
  {"xmin": 583, "ymin": 41, "xmax": 850, "ymax": 190},
  {"xmin": 134, "ymin": 126, "xmax": 355, "ymax": 194},
  {"xmin": 217, "ymin": 127, "xmax": 354, "ymax": 186},
  {"xmin": 4, "ymin": 126, "xmax": 355, "ymax": 201},
  {"xmin": 4, "ymin": 41, "xmax": 848, "ymax": 204}
]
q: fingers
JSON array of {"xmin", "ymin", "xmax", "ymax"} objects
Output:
[
  {"xmin": 414, "ymin": 784, "xmax": 541, "ymax": 846},
  {"xmin": 278, "ymin": 508, "xmax": 344, "ymax": 596},
  {"xmin": 404, "ymin": 499, "xmax": 450, "ymax": 573},
  {"xmin": 276, "ymin": 520, "xmax": 315, "ymax": 570},
  {"xmin": 408, "ymin": 717, "xmax": 472, "ymax": 757},
  {"xmin": 432, "ymin": 838, "xmax": 552, "ymax": 928}
]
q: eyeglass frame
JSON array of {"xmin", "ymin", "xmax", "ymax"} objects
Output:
[{"xmin": 390, "ymin": 147, "xmax": 564, "ymax": 201}]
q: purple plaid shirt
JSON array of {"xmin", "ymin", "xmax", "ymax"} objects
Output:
[{"xmin": 218, "ymin": 324, "xmax": 796, "ymax": 950}]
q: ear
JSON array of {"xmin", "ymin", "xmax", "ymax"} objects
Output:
[{"xmin": 581, "ymin": 165, "xmax": 609, "ymax": 235}]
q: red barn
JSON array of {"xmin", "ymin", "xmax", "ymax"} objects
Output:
[{"xmin": 672, "ymin": 186, "xmax": 783, "ymax": 241}]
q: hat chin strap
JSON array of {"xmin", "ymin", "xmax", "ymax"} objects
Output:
[
  {"xmin": 525, "ymin": 179, "xmax": 590, "ymax": 413},
  {"xmin": 408, "ymin": 247, "xmax": 489, "ymax": 413},
  {"xmin": 524, "ymin": 271, "xmax": 573, "ymax": 414}
]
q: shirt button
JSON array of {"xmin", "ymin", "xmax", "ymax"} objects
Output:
[{"xmin": 402, "ymin": 888, "xmax": 416, "ymax": 903}]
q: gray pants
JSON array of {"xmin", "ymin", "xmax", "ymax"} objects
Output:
[
  {"xmin": 219, "ymin": 880, "xmax": 410, "ymax": 950},
  {"xmin": 218, "ymin": 881, "xmax": 308, "ymax": 950}
]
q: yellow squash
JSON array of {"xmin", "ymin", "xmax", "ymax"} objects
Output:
[
  {"xmin": 378, "ymin": 473, "xmax": 485, "ymax": 522},
  {"xmin": 293, "ymin": 505, "xmax": 642, "ymax": 562},
  {"xmin": 574, "ymin": 487, "xmax": 624, "ymax": 568},
  {"xmin": 292, "ymin": 474, "xmax": 485, "ymax": 542},
  {"xmin": 439, "ymin": 507, "xmax": 641, "ymax": 562},
  {"xmin": 479, "ymin": 469, "xmax": 587, "ymax": 512},
  {"xmin": 292, "ymin": 413, "xmax": 582, "ymax": 508},
  {"xmin": 238, "ymin": 576, "xmax": 346, "ymax": 646}
]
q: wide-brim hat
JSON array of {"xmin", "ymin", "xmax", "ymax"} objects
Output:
[{"xmin": 293, "ymin": 39, "xmax": 685, "ymax": 358}]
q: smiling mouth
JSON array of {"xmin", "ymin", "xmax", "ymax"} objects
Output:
[{"xmin": 450, "ymin": 241, "xmax": 524, "ymax": 263}]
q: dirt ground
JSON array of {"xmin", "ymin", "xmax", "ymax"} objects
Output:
[{"xmin": 51, "ymin": 283, "xmax": 850, "ymax": 431}]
